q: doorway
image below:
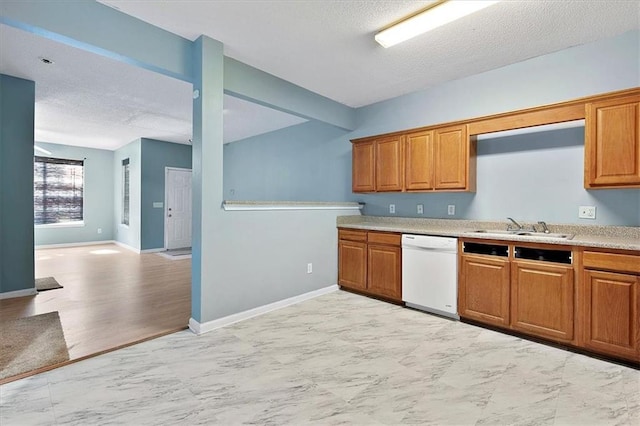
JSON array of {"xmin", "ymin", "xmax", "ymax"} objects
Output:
[{"xmin": 164, "ymin": 167, "xmax": 192, "ymax": 250}]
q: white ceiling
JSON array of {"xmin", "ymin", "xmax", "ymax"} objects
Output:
[
  {"xmin": 1, "ymin": 1, "xmax": 638, "ymax": 150},
  {"xmin": 0, "ymin": 24, "xmax": 307, "ymax": 150},
  {"xmin": 99, "ymin": 0, "xmax": 640, "ymax": 108}
]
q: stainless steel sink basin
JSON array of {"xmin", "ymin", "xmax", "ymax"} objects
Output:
[{"xmin": 465, "ymin": 230, "xmax": 574, "ymax": 240}]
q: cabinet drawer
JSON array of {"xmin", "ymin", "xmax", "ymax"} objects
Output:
[
  {"xmin": 367, "ymin": 231, "xmax": 401, "ymax": 246},
  {"xmin": 583, "ymin": 251, "xmax": 640, "ymax": 274},
  {"xmin": 338, "ymin": 229, "xmax": 367, "ymax": 242}
]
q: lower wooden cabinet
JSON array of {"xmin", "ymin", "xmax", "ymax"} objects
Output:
[
  {"xmin": 511, "ymin": 260, "xmax": 574, "ymax": 342},
  {"xmin": 582, "ymin": 269, "xmax": 639, "ymax": 360},
  {"xmin": 459, "ymin": 254, "xmax": 510, "ymax": 327},
  {"xmin": 338, "ymin": 239, "xmax": 367, "ymax": 291},
  {"xmin": 338, "ymin": 229, "xmax": 401, "ymax": 302},
  {"xmin": 367, "ymin": 244, "xmax": 401, "ymax": 300}
]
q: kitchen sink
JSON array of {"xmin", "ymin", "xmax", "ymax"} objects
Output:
[{"xmin": 465, "ymin": 230, "xmax": 574, "ymax": 240}]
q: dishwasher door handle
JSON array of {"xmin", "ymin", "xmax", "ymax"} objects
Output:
[{"xmin": 403, "ymin": 246, "xmax": 457, "ymax": 253}]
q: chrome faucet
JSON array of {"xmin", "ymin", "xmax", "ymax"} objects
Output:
[
  {"xmin": 507, "ymin": 217, "xmax": 536, "ymax": 233},
  {"xmin": 537, "ymin": 221, "xmax": 550, "ymax": 234},
  {"xmin": 506, "ymin": 217, "xmax": 523, "ymax": 231}
]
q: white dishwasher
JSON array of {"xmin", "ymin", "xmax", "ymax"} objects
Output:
[{"xmin": 401, "ymin": 234, "xmax": 459, "ymax": 319}]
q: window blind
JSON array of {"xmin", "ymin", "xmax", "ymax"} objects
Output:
[{"xmin": 34, "ymin": 156, "xmax": 84, "ymax": 225}]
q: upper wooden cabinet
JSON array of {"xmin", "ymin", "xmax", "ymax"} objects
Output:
[
  {"xmin": 375, "ymin": 135, "xmax": 404, "ymax": 192},
  {"xmin": 352, "ymin": 88, "xmax": 640, "ymax": 194},
  {"xmin": 405, "ymin": 130, "xmax": 433, "ymax": 190},
  {"xmin": 352, "ymin": 124, "xmax": 476, "ymax": 193},
  {"xmin": 585, "ymin": 94, "xmax": 640, "ymax": 188},
  {"xmin": 352, "ymin": 140, "xmax": 375, "ymax": 192},
  {"xmin": 434, "ymin": 125, "xmax": 476, "ymax": 191}
]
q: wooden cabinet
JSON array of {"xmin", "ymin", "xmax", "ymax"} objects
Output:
[
  {"xmin": 352, "ymin": 141, "xmax": 375, "ymax": 192},
  {"xmin": 367, "ymin": 244, "xmax": 401, "ymax": 300},
  {"xmin": 585, "ymin": 94, "xmax": 640, "ymax": 188},
  {"xmin": 460, "ymin": 242, "xmax": 576, "ymax": 343},
  {"xmin": 580, "ymin": 250, "xmax": 640, "ymax": 362},
  {"xmin": 459, "ymin": 254, "xmax": 510, "ymax": 327},
  {"xmin": 405, "ymin": 130, "xmax": 433, "ymax": 190},
  {"xmin": 338, "ymin": 229, "xmax": 401, "ymax": 302},
  {"xmin": 338, "ymin": 233, "xmax": 367, "ymax": 291},
  {"xmin": 511, "ymin": 260, "xmax": 574, "ymax": 342},
  {"xmin": 582, "ymin": 270, "xmax": 639, "ymax": 360},
  {"xmin": 351, "ymin": 125, "xmax": 475, "ymax": 193},
  {"xmin": 375, "ymin": 135, "xmax": 404, "ymax": 191},
  {"xmin": 434, "ymin": 125, "xmax": 475, "ymax": 190}
]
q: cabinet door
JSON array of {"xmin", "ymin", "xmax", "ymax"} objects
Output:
[
  {"xmin": 585, "ymin": 96, "xmax": 640, "ymax": 188},
  {"xmin": 582, "ymin": 270, "xmax": 639, "ymax": 361},
  {"xmin": 352, "ymin": 141, "xmax": 375, "ymax": 192},
  {"xmin": 405, "ymin": 130, "xmax": 434, "ymax": 190},
  {"xmin": 511, "ymin": 260, "xmax": 574, "ymax": 342},
  {"xmin": 338, "ymin": 240, "xmax": 367, "ymax": 291},
  {"xmin": 434, "ymin": 125, "xmax": 468, "ymax": 190},
  {"xmin": 375, "ymin": 135, "xmax": 404, "ymax": 192},
  {"xmin": 367, "ymin": 244, "xmax": 402, "ymax": 301},
  {"xmin": 459, "ymin": 254, "xmax": 510, "ymax": 327}
]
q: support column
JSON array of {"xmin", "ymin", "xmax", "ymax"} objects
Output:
[
  {"xmin": 190, "ymin": 36, "xmax": 224, "ymax": 323},
  {"xmin": 0, "ymin": 74, "xmax": 35, "ymax": 295}
]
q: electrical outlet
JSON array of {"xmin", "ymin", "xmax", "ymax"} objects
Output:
[
  {"xmin": 417, "ymin": 204, "xmax": 424, "ymax": 214},
  {"xmin": 579, "ymin": 206, "xmax": 596, "ymax": 219},
  {"xmin": 97, "ymin": 228, "xmax": 102, "ymax": 234},
  {"xmin": 389, "ymin": 204, "xmax": 396, "ymax": 214},
  {"xmin": 307, "ymin": 263, "xmax": 312, "ymax": 274},
  {"xmin": 447, "ymin": 205, "xmax": 455, "ymax": 215}
]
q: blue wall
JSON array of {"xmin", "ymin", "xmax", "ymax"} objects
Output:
[
  {"xmin": 224, "ymin": 120, "xmax": 351, "ymax": 201},
  {"xmin": 140, "ymin": 138, "xmax": 192, "ymax": 250},
  {"xmin": 0, "ymin": 74, "xmax": 35, "ymax": 294},
  {"xmin": 223, "ymin": 30, "xmax": 640, "ymax": 226},
  {"xmin": 34, "ymin": 142, "xmax": 115, "ymax": 246},
  {"xmin": 356, "ymin": 127, "xmax": 640, "ymax": 225}
]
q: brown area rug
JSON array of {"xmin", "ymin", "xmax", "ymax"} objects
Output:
[
  {"xmin": 35, "ymin": 276, "xmax": 63, "ymax": 291},
  {"xmin": 0, "ymin": 311, "xmax": 70, "ymax": 381}
]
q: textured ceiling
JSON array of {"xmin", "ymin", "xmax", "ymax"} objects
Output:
[
  {"xmin": 0, "ymin": 24, "xmax": 307, "ymax": 150},
  {"xmin": 1, "ymin": 1, "xmax": 638, "ymax": 150},
  {"xmin": 99, "ymin": 0, "xmax": 640, "ymax": 108}
]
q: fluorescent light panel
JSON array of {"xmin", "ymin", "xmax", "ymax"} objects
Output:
[{"xmin": 375, "ymin": 0, "xmax": 500, "ymax": 48}]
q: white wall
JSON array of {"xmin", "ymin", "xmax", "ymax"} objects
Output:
[{"xmin": 113, "ymin": 139, "xmax": 141, "ymax": 250}]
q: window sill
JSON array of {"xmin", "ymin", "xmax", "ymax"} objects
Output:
[{"xmin": 35, "ymin": 221, "xmax": 85, "ymax": 229}]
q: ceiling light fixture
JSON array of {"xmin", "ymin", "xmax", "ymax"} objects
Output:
[{"xmin": 375, "ymin": 0, "xmax": 500, "ymax": 48}]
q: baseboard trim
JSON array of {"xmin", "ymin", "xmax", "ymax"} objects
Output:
[
  {"xmin": 113, "ymin": 241, "xmax": 141, "ymax": 253},
  {"xmin": 189, "ymin": 284, "xmax": 339, "ymax": 335},
  {"xmin": 35, "ymin": 240, "xmax": 115, "ymax": 250},
  {"xmin": 0, "ymin": 288, "xmax": 38, "ymax": 300},
  {"xmin": 141, "ymin": 248, "xmax": 166, "ymax": 253}
]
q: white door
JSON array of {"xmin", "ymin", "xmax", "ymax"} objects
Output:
[{"xmin": 165, "ymin": 168, "xmax": 192, "ymax": 250}]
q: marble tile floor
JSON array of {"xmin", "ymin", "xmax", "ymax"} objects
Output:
[{"xmin": 1, "ymin": 290, "xmax": 638, "ymax": 425}]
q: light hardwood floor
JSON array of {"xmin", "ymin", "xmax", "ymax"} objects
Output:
[{"xmin": 0, "ymin": 244, "xmax": 191, "ymax": 381}]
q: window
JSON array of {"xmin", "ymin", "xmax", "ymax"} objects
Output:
[
  {"xmin": 122, "ymin": 158, "xmax": 130, "ymax": 225},
  {"xmin": 34, "ymin": 156, "xmax": 84, "ymax": 225}
]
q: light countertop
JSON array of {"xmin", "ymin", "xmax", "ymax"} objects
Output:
[{"xmin": 337, "ymin": 216, "xmax": 640, "ymax": 251}]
